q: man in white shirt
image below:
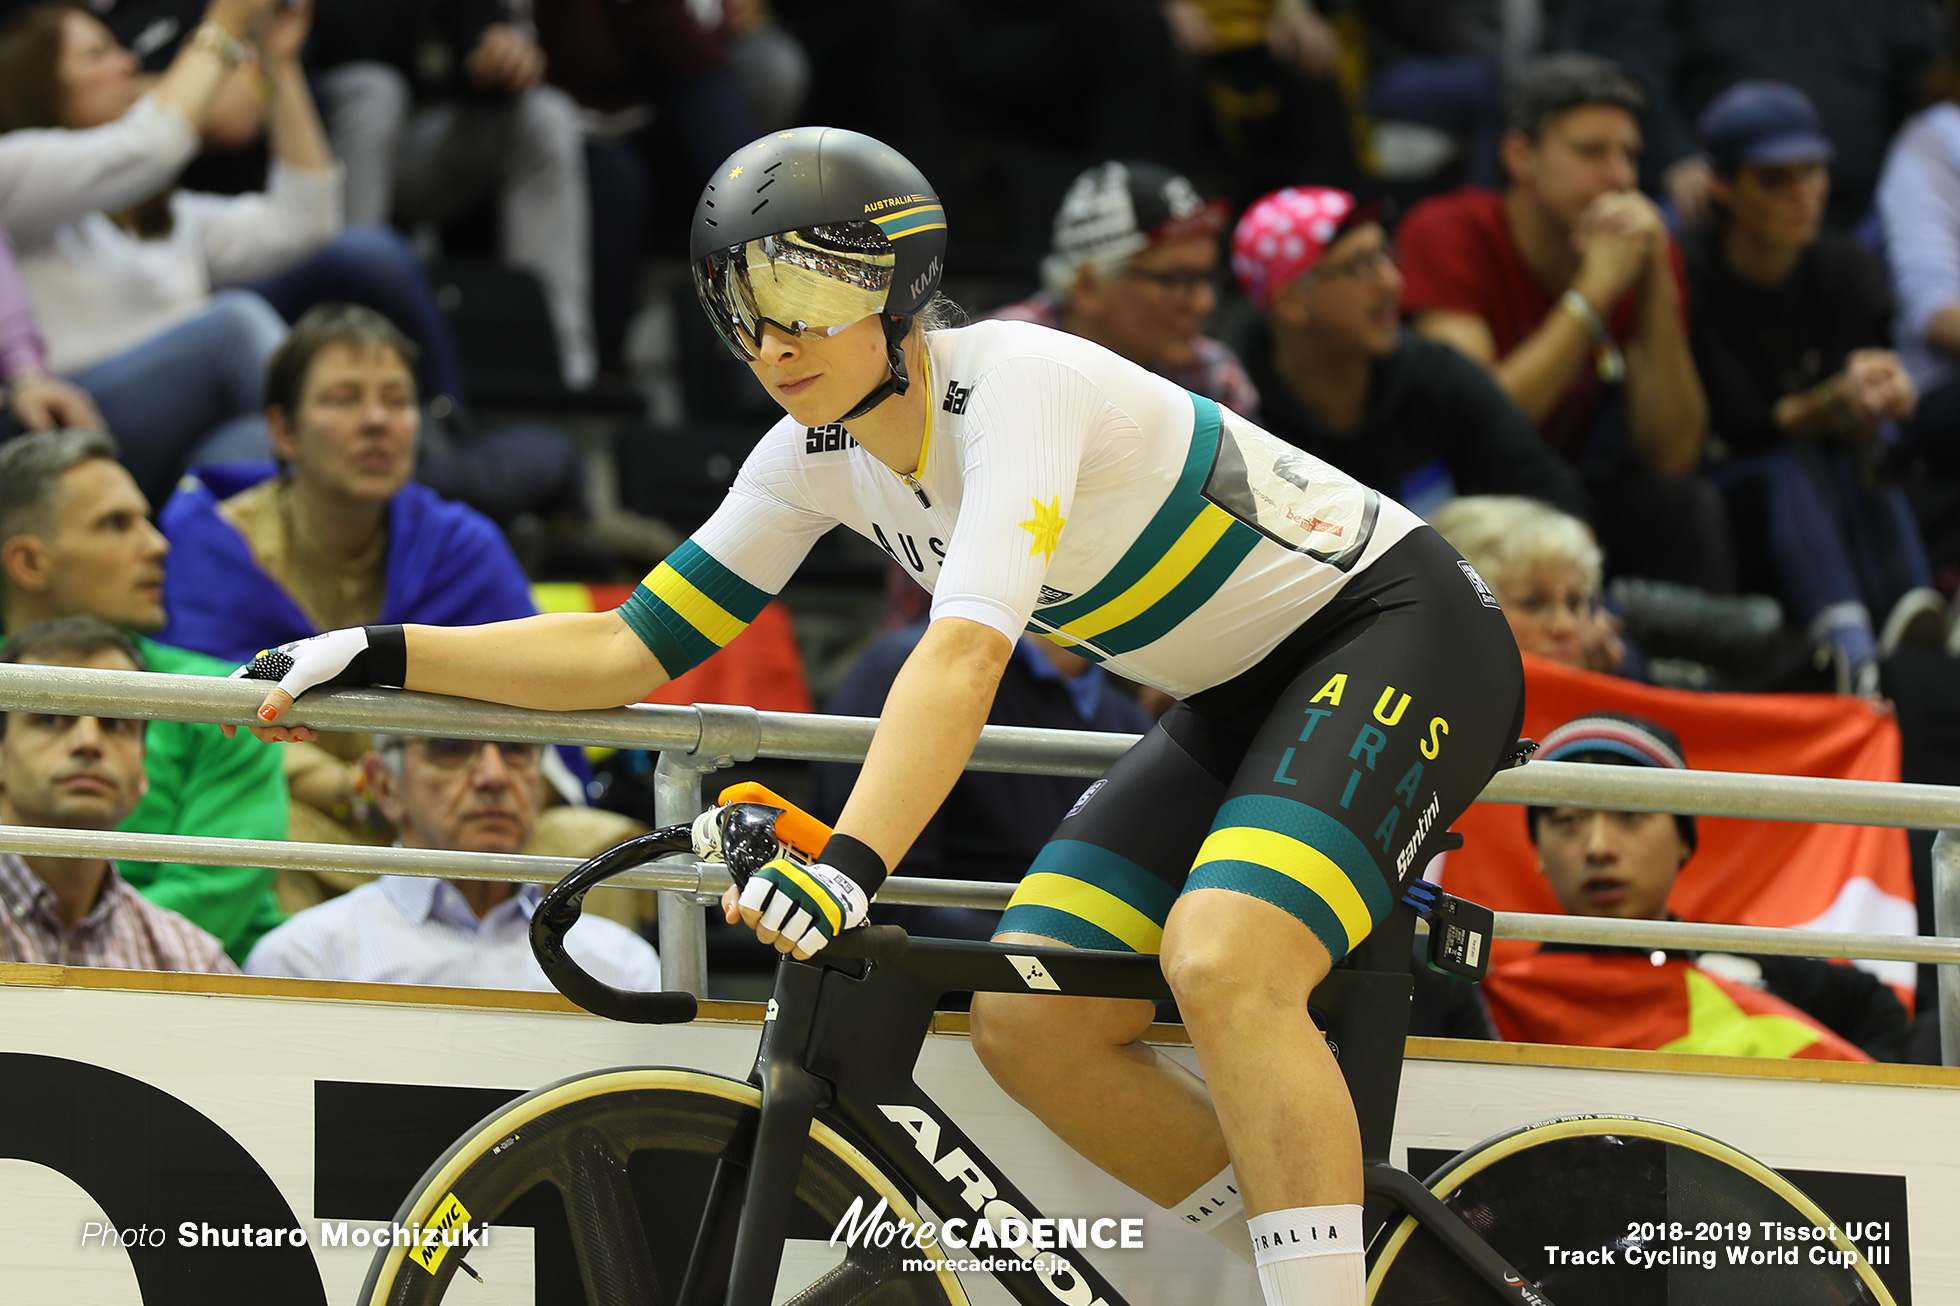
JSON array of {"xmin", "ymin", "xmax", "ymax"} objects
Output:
[{"xmin": 244, "ymin": 732, "xmax": 658, "ymax": 990}]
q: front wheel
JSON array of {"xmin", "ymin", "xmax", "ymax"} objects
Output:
[
  {"xmin": 1367, "ymin": 1114, "xmax": 1896, "ymax": 1306},
  {"xmin": 358, "ymin": 1066, "xmax": 970, "ymax": 1306}
]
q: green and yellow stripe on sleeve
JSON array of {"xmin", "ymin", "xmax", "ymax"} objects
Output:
[
  {"xmin": 1032, "ymin": 393, "xmax": 1261, "ymax": 660},
  {"xmin": 617, "ymin": 541, "xmax": 772, "ymax": 677}
]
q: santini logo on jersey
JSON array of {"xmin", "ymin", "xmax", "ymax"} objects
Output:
[
  {"xmin": 806, "ymin": 424, "xmax": 856, "ymax": 454},
  {"xmin": 942, "ymin": 378, "xmax": 972, "ymax": 414},
  {"xmin": 1037, "ymin": 585, "xmax": 1073, "ymax": 605}
]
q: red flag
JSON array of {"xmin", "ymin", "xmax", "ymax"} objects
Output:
[
  {"xmin": 1438, "ymin": 655, "xmax": 1915, "ymax": 997},
  {"xmin": 1483, "ymin": 948, "xmax": 1872, "ymax": 1061},
  {"xmin": 533, "ymin": 585, "xmax": 814, "ymax": 714}
]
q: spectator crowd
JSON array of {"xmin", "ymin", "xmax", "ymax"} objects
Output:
[{"xmin": 0, "ymin": 0, "xmax": 1954, "ymax": 1063}]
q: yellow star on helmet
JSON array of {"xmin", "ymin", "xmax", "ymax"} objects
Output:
[
  {"xmin": 729, "ymin": 165, "xmax": 744, "ymax": 179},
  {"xmin": 1019, "ymin": 496, "xmax": 1065, "ymax": 564}
]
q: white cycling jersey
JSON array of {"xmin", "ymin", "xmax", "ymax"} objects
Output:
[{"xmin": 620, "ymin": 320, "xmax": 1421, "ymax": 698}]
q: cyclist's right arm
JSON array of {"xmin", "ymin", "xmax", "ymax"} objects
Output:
[
  {"xmin": 405, "ymin": 609, "xmax": 670, "ymax": 708},
  {"xmin": 242, "ymin": 423, "xmax": 835, "ymax": 737},
  {"xmin": 240, "ymin": 609, "xmax": 670, "ymax": 740}
]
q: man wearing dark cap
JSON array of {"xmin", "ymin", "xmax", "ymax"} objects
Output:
[
  {"xmin": 1491, "ymin": 710, "xmax": 1907, "ymax": 1060},
  {"xmin": 1562, "ymin": 0, "xmax": 1933, "ymax": 228},
  {"xmin": 988, "ymin": 160, "xmax": 1260, "ymax": 420},
  {"xmin": 1229, "ymin": 184, "xmax": 1586, "ymax": 520},
  {"xmin": 1685, "ymin": 81, "xmax": 1947, "ymax": 696}
]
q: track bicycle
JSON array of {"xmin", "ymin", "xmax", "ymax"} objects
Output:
[{"xmin": 358, "ymin": 790, "xmax": 1898, "ymax": 1306}]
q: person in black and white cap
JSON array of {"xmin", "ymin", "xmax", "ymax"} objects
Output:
[{"xmin": 988, "ymin": 160, "xmax": 1261, "ymax": 420}]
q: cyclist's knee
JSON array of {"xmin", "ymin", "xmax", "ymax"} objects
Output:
[{"xmin": 1161, "ymin": 889, "xmax": 1335, "ymax": 1027}]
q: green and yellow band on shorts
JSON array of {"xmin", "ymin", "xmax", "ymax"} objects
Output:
[
  {"xmin": 999, "ymin": 841, "xmax": 1180, "ymax": 953},
  {"xmin": 617, "ymin": 541, "xmax": 772, "ymax": 677},
  {"xmin": 1185, "ymin": 794, "xmax": 1393, "ymax": 962}
]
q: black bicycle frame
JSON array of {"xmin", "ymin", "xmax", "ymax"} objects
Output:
[
  {"xmin": 530, "ymin": 824, "xmax": 1553, "ymax": 1306},
  {"xmin": 695, "ymin": 906, "xmax": 1551, "ymax": 1306}
]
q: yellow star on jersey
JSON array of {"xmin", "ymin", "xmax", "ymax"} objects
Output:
[
  {"xmin": 729, "ymin": 165, "xmax": 744, "ymax": 179},
  {"xmin": 1020, "ymin": 496, "xmax": 1065, "ymax": 564}
]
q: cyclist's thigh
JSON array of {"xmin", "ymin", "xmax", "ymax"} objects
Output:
[
  {"xmin": 997, "ymin": 719, "xmax": 1237, "ymax": 955},
  {"xmin": 1182, "ymin": 527, "xmax": 1526, "ymax": 964}
]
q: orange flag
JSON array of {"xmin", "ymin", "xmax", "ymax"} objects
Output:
[{"xmin": 1439, "ymin": 655, "xmax": 1915, "ymax": 995}]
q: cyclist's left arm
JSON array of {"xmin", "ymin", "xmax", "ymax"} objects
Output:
[
  {"xmin": 832, "ymin": 614, "xmax": 1013, "ymax": 873},
  {"xmin": 739, "ymin": 355, "xmax": 1100, "ymax": 955}
]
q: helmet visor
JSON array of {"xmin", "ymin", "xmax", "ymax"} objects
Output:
[{"xmin": 693, "ymin": 223, "xmax": 895, "ymax": 361}]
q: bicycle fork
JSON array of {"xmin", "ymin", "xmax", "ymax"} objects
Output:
[
  {"xmin": 1365, "ymin": 1164, "xmax": 1559, "ymax": 1306},
  {"xmin": 717, "ymin": 961, "xmax": 831, "ymax": 1306}
]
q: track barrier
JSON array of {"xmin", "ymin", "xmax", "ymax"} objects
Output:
[{"xmin": 2, "ymin": 662, "xmax": 1956, "ymax": 1061}]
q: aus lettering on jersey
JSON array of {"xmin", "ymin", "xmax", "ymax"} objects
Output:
[
  {"xmin": 806, "ymin": 424, "xmax": 857, "ymax": 454},
  {"xmin": 1267, "ymin": 671, "xmax": 1452, "ymax": 878},
  {"xmin": 873, "ymin": 523, "xmax": 945, "ymax": 574}
]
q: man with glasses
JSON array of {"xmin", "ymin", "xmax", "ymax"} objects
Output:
[
  {"xmin": 988, "ymin": 160, "xmax": 1260, "ymax": 421},
  {"xmin": 242, "ymin": 732, "xmax": 660, "ymax": 990},
  {"xmin": 1230, "ymin": 186, "xmax": 1586, "ymax": 521}
]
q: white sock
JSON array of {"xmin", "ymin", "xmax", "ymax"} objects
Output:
[
  {"xmin": 1248, "ymin": 1204, "xmax": 1366, "ymax": 1306},
  {"xmin": 1164, "ymin": 1163, "xmax": 1253, "ymax": 1263}
]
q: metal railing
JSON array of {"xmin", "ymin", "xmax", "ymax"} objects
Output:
[{"xmin": 1, "ymin": 663, "xmax": 1956, "ymax": 1063}]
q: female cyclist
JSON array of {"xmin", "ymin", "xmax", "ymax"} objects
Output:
[{"xmin": 236, "ymin": 128, "xmax": 1525, "ymax": 1306}]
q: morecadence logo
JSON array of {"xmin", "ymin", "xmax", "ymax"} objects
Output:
[{"xmin": 829, "ymin": 1195, "xmax": 1144, "ymax": 1278}]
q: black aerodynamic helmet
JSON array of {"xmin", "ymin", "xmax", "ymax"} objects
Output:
[{"xmin": 691, "ymin": 127, "xmax": 946, "ymax": 421}]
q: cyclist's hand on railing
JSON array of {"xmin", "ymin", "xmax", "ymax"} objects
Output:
[
  {"xmin": 220, "ymin": 625, "xmax": 406, "ymax": 743},
  {"xmin": 730, "ymin": 857, "xmax": 870, "ymax": 960}
]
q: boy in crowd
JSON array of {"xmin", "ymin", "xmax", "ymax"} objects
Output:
[
  {"xmin": 1487, "ymin": 712, "xmax": 1907, "ymax": 1061},
  {"xmin": 1685, "ymin": 80, "xmax": 1941, "ymax": 695}
]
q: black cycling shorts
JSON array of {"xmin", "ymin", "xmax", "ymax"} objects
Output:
[{"xmin": 998, "ymin": 525, "xmax": 1525, "ymax": 962}]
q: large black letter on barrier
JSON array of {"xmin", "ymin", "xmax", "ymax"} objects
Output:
[{"xmin": 0, "ymin": 1052, "xmax": 326, "ymax": 1305}]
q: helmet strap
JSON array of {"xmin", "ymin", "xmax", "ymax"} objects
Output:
[{"xmin": 838, "ymin": 313, "xmax": 912, "ymax": 423}]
